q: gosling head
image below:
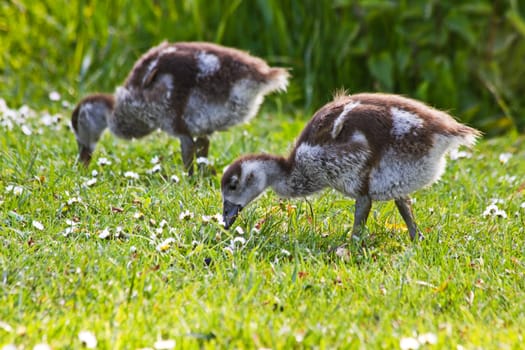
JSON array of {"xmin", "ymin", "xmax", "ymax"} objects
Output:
[
  {"xmin": 71, "ymin": 94, "xmax": 114, "ymax": 166},
  {"xmin": 221, "ymin": 158, "xmax": 272, "ymax": 229}
]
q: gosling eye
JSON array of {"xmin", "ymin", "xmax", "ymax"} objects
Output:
[{"xmin": 228, "ymin": 175, "xmax": 239, "ymax": 191}]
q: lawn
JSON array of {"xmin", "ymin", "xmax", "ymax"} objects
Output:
[{"xmin": 1, "ymin": 95, "xmax": 524, "ymax": 349}]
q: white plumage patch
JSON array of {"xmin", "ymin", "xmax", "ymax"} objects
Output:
[
  {"xmin": 350, "ymin": 130, "xmax": 368, "ymax": 145},
  {"xmin": 196, "ymin": 51, "xmax": 220, "ymax": 78},
  {"xmin": 331, "ymin": 101, "xmax": 361, "ymax": 139},
  {"xmin": 390, "ymin": 107, "xmax": 423, "ymax": 138}
]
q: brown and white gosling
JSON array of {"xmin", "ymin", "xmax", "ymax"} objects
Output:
[
  {"xmin": 221, "ymin": 92, "xmax": 481, "ymax": 240},
  {"xmin": 71, "ymin": 41, "xmax": 289, "ymax": 174}
]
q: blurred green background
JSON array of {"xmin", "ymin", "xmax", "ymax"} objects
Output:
[{"xmin": 1, "ymin": 0, "xmax": 524, "ymax": 135}]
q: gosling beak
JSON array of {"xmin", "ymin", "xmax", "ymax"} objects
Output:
[
  {"xmin": 78, "ymin": 143, "xmax": 93, "ymax": 167},
  {"xmin": 223, "ymin": 200, "xmax": 243, "ymax": 229}
]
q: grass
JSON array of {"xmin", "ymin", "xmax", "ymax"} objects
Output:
[
  {"xmin": 2, "ymin": 2, "xmax": 524, "ymax": 348},
  {"xmin": 1, "ymin": 96, "xmax": 525, "ymax": 349}
]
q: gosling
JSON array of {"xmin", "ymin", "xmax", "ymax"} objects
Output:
[
  {"xmin": 221, "ymin": 92, "xmax": 481, "ymax": 240},
  {"xmin": 71, "ymin": 41, "xmax": 289, "ymax": 174}
]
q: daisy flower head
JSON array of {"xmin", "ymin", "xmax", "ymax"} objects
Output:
[
  {"xmin": 154, "ymin": 339, "xmax": 175, "ymax": 350},
  {"xmin": 78, "ymin": 330, "xmax": 97, "ymax": 348},
  {"xmin": 97, "ymin": 157, "xmax": 112, "ymax": 166},
  {"xmin": 124, "ymin": 171, "xmax": 140, "ymax": 180},
  {"xmin": 499, "ymin": 152, "xmax": 512, "ymax": 164},
  {"xmin": 32, "ymin": 220, "xmax": 44, "ymax": 231},
  {"xmin": 196, "ymin": 157, "xmax": 211, "ymax": 166},
  {"xmin": 179, "ymin": 210, "xmax": 194, "ymax": 221},
  {"xmin": 48, "ymin": 91, "xmax": 61, "ymax": 102},
  {"xmin": 146, "ymin": 164, "xmax": 162, "ymax": 174},
  {"xmin": 5, "ymin": 185, "xmax": 24, "ymax": 196},
  {"xmin": 156, "ymin": 237, "xmax": 176, "ymax": 252},
  {"xmin": 482, "ymin": 202, "xmax": 507, "ymax": 219}
]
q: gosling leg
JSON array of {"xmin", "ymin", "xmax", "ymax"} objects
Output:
[
  {"xmin": 352, "ymin": 195, "xmax": 372, "ymax": 238},
  {"xmin": 394, "ymin": 196, "xmax": 424, "ymax": 241},
  {"xmin": 179, "ymin": 135, "xmax": 196, "ymax": 176}
]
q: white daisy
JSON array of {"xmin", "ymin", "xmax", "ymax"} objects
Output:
[
  {"xmin": 499, "ymin": 152, "xmax": 512, "ymax": 164},
  {"xmin": 40, "ymin": 112, "xmax": 60, "ymax": 126},
  {"xmin": 154, "ymin": 339, "xmax": 175, "ymax": 350},
  {"xmin": 5, "ymin": 185, "xmax": 24, "ymax": 196},
  {"xmin": 280, "ymin": 249, "xmax": 291, "ymax": 256},
  {"xmin": 67, "ymin": 196, "xmax": 82, "ymax": 205},
  {"xmin": 196, "ymin": 157, "xmax": 210, "ymax": 165},
  {"xmin": 482, "ymin": 203, "xmax": 507, "ymax": 218},
  {"xmin": 146, "ymin": 164, "xmax": 162, "ymax": 174},
  {"xmin": 232, "ymin": 236, "xmax": 246, "ymax": 246},
  {"xmin": 78, "ymin": 330, "xmax": 97, "ymax": 348},
  {"xmin": 212, "ymin": 214, "xmax": 225, "ymax": 226},
  {"xmin": 62, "ymin": 226, "xmax": 77, "ymax": 237},
  {"xmin": 115, "ymin": 226, "xmax": 124, "ymax": 237},
  {"xmin": 0, "ymin": 321, "xmax": 13, "ymax": 332},
  {"xmin": 32, "ymin": 220, "xmax": 44, "ymax": 231},
  {"xmin": 179, "ymin": 210, "xmax": 194, "ymax": 221},
  {"xmin": 48, "ymin": 91, "xmax": 61, "ymax": 101},
  {"xmin": 21, "ymin": 125, "xmax": 32, "ymax": 135},
  {"xmin": 97, "ymin": 157, "xmax": 112, "ymax": 166},
  {"xmin": 98, "ymin": 228, "xmax": 111, "ymax": 239},
  {"xmin": 400, "ymin": 337, "xmax": 420, "ymax": 350},
  {"xmin": 124, "ymin": 171, "xmax": 140, "ymax": 179},
  {"xmin": 82, "ymin": 178, "xmax": 97, "ymax": 187},
  {"xmin": 417, "ymin": 333, "xmax": 437, "ymax": 345},
  {"xmin": 156, "ymin": 238, "xmax": 176, "ymax": 252}
]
